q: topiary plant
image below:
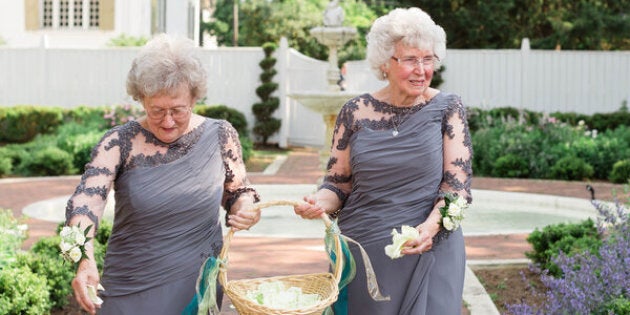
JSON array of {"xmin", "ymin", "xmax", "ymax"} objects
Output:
[{"xmin": 252, "ymin": 42, "xmax": 281, "ymax": 145}]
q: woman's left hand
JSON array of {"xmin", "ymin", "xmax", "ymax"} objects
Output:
[{"xmin": 400, "ymin": 221, "xmax": 440, "ymax": 255}]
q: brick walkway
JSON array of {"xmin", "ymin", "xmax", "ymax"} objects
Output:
[
  {"xmin": 1, "ymin": 146, "xmax": 624, "ymax": 256},
  {"xmin": 1, "ymin": 147, "xmax": 625, "ymax": 313}
]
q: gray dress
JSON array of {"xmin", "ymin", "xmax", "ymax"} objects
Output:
[
  {"xmin": 322, "ymin": 93, "xmax": 473, "ymax": 314},
  {"xmin": 65, "ymin": 118, "xmax": 258, "ymax": 315}
]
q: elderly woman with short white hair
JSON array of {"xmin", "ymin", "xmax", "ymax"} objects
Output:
[
  {"xmin": 65, "ymin": 33, "xmax": 261, "ymax": 315},
  {"xmin": 294, "ymin": 7, "xmax": 473, "ymax": 314}
]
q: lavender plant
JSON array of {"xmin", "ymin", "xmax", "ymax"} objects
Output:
[{"xmin": 507, "ymin": 189, "xmax": 629, "ymax": 315}]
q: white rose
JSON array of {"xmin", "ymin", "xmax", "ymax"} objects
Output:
[
  {"xmin": 442, "ymin": 217, "xmax": 455, "ymax": 231},
  {"xmin": 74, "ymin": 231, "xmax": 86, "ymax": 246},
  {"xmin": 455, "ymin": 197, "xmax": 468, "ymax": 209},
  {"xmin": 69, "ymin": 246, "xmax": 83, "ymax": 263},
  {"xmin": 59, "ymin": 241, "xmax": 73, "ymax": 252},
  {"xmin": 60, "ymin": 226, "xmax": 72, "ymax": 238},
  {"xmin": 447, "ymin": 203, "xmax": 462, "ymax": 217}
]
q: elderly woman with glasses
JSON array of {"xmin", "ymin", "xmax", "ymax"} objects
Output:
[
  {"xmin": 294, "ymin": 7, "xmax": 473, "ymax": 314},
  {"xmin": 64, "ymin": 34, "xmax": 260, "ymax": 315}
]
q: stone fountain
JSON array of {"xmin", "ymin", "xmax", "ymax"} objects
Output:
[{"xmin": 289, "ymin": 0, "xmax": 359, "ymax": 169}]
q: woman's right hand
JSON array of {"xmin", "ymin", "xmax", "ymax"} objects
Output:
[
  {"xmin": 294, "ymin": 195, "xmax": 326, "ymax": 219},
  {"xmin": 72, "ymin": 258, "xmax": 101, "ymax": 314}
]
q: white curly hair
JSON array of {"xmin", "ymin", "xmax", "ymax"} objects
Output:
[
  {"xmin": 126, "ymin": 33, "xmax": 208, "ymax": 102},
  {"xmin": 366, "ymin": 7, "xmax": 447, "ymax": 80}
]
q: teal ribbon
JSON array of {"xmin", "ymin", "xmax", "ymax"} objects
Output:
[
  {"xmin": 182, "ymin": 256, "xmax": 222, "ymax": 315},
  {"xmin": 324, "ymin": 220, "xmax": 390, "ymax": 315},
  {"xmin": 329, "ymin": 234, "xmax": 354, "ymax": 315}
]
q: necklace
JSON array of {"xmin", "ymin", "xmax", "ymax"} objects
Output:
[{"xmin": 391, "ymin": 107, "xmax": 414, "ymax": 137}]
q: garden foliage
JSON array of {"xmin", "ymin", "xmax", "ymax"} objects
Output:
[
  {"xmin": 0, "ymin": 104, "xmax": 627, "ymax": 181},
  {"xmin": 508, "ymin": 188, "xmax": 630, "ymax": 314},
  {"xmin": 0, "ymin": 103, "xmax": 253, "ymax": 177},
  {"xmin": 0, "ymin": 219, "xmax": 112, "ymax": 314},
  {"xmin": 470, "ymin": 107, "xmax": 630, "ymax": 182},
  {"xmin": 0, "ymin": 209, "xmax": 27, "ymax": 269},
  {"xmin": 0, "ymin": 106, "xmax": 64, "ymax": 143}
]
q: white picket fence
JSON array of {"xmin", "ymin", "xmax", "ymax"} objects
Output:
[{"xmin": 1, "ymin": 38, "xmax": 629, "ymax": 148}]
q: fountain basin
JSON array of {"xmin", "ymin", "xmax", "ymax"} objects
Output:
[
  {"xmin": 289, "ymin": 91, "xmax": 360, "ymax": 115},
  {"xmin": 22, "ymin": 187, "xmax": 598, "ymax": 238},
  {"xmin": 309, "ymin": 27, "xmax": 357, "ymax": 47}
]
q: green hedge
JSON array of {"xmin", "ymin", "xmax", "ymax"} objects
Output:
[
  {"xmin": 470, "ymin": 107, "xmax": 630, "ymax": 181},
  {"xmin": 0, "ymin": 106, "xmax": 64, "ymax": 143},
  {"xmin": 1, "ymin": 104, "xmax": 627, "ymax": 181},
  {"xmin": 194, "ymin": 104, "xmax": 249, "ymax": 137}
]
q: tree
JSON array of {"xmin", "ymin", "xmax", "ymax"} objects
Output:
[
  {"xmin": 252, "ymin": 43, "xmax": 282, "ymax": 145},
  {"xmin": 206, "ymin": 0, "xmax": 380, "ymax": 65},
  {"xmin": 528, "ymin": 0, "xmax": 630, "ymax": 50},
  {"xmin": 394, "ymin": 0, "xmax": 630, "ymax": 50}
]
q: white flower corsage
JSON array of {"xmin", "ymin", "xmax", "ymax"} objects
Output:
[
  {"xmin": 439, "ymin": 193, "xmax": 469, "ymax": 231},
  {"xmin": 59, "ymin": 223, "xmax": 93, "ymax": 264}
]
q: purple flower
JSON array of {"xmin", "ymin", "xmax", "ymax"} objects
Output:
[{"xmin": 506, "ymin": 194, "xmax": 629, "ymax": 315}]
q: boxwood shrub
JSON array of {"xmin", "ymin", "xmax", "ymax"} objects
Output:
[
  {"xmin": 0, "ymin": 266, "xmax": 51, "ymax": 314},
  {"xmin": 525, "ymin": 218, "xmax": 601, "ymax": 277},
  {"xmin": 0, "ymin": 106, "xmax": 64, "ymax": 143},
  {"xmin": 20, "ymin": 146, "xmax": 75, "ymax": 176},
  {"xmin": 609, "ymin": 159, "xmax": 630, "ymax": 184},
  {"xmin": 550, "ymin": 156, "xmax": 594, "ymax": 181},
  {"xmin": 195, "ymin": 104, "xmax": 249, "ymax": 137},
  {"xmin": 15, "ymin": 252, "xmax": 75, "ymax": 309}
]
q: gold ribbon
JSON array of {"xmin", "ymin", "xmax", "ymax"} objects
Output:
[
  {"xmin": 326, "ymin": 222, "xmax": 390, "ymax": 301},
  {"xmin": 341, "ymin": 234, "xmax": 391, "ymax": 301}
]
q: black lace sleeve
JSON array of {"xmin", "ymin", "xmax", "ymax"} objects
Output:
[
  {"xmin": 319, "ymin": 99, "xmax": 359, "ymax": 202},
  {"xmin": 439, "ymin": 95, "xmax": 473, "ymax": 203},
  {"xmin": 219, "ymin": 121, "xmax": 260, "ymax": 214},
  {"xmin": 65, "ymin": 127, "xmax": 123, "ymax": 230}
]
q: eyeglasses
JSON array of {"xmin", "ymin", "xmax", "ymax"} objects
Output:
[
  {"xmin": 145, "ymin": 106, "xmax": 191, "ymax": 120},
  {"xmin": 390, "ymin": 56, "xmax": 438, "ymax": 68}
]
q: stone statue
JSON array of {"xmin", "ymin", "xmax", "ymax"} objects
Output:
[{"xmin": 323, "ymin": 0, "xmax": 344, "ymax": 27}]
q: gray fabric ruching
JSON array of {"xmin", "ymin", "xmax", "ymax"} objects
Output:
[{"xmin": 99, "ymin": 119, "xmax": 224, "ymax": 313}]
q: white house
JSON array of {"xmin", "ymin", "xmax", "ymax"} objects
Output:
[{"xmin": 0, "ymin": 0, "xmax": 200, "ymax": 48}]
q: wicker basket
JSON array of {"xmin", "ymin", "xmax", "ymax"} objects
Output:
[{"xmin": 218, "ymin": 200, "xmax": 343, "ymax": 315}]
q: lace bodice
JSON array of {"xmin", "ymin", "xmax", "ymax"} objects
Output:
[
  {"xmin": 65, "ymin": 117, "xmax": 257, "ymax": 229},
  {"xmin": 321, "ymin": 93, "xmax": 473, "ymax": 205}
]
